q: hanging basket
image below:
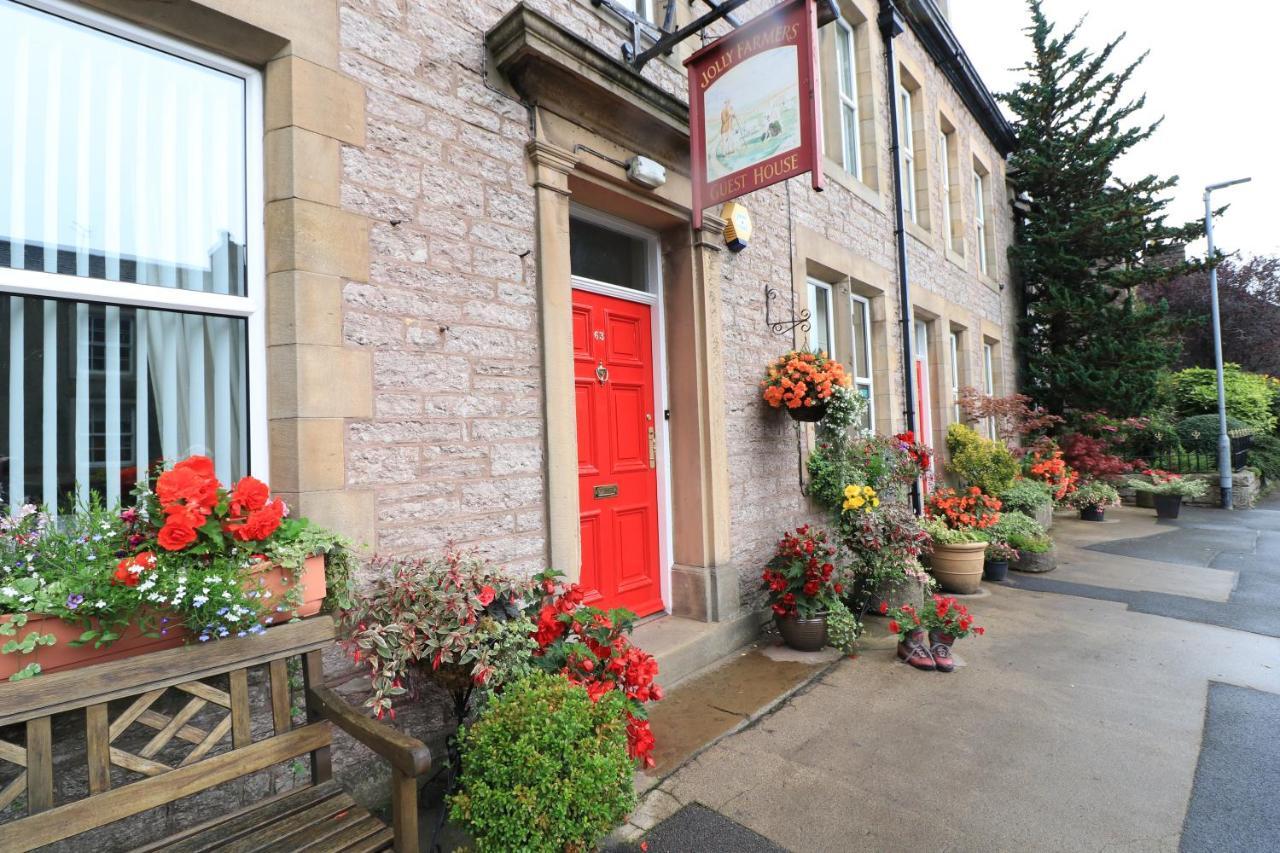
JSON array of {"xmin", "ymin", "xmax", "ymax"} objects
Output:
[{"xmin": 786, "ymin": 402, "xmax": 828, "ymax": 423}]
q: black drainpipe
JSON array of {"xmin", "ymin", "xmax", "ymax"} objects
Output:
[{"xmin": 879, "ymin": 0, "xmax": 921, "ymax": 515}]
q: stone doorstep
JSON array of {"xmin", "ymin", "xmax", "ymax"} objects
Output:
[{"xmin": 630, "ymin": 610, "xmax": 768, "ymax": 692}]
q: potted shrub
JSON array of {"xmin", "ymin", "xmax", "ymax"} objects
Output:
[
  {"xmin": 761, "ymin": 349, "xmax": 851, "ymax": 422},
  {"xmin": 983, "ymin": 540, "xmax": 1018, "ymax": 582},
  {"xmin": 998, "ymin": 478, "xmax": 1056, "ymax": 532},
  {"xmin": 1, "ymin": 457, "xmax": 332, "ymax": 681},
  {"xmin": 1127, "ymin": 470, "xmax": 1208, "ymax": 520},
  {"xmin": 338, "ymin": 550, "xmax": 540, "ymax": 721},
  {"xmin": 762, "ymin": 525, "xmax": 843, "ymax": 651},
  {"xmin": 1068, "ymin": 481, "xmax": 1121, "ymax": 521},
  {"xmin": 921, "ymin": 486, "xmax": 1001, "ymax": 594},
  {"xmin": 449, "ymin": 672, "xmax": 636, "ymax": 853}
]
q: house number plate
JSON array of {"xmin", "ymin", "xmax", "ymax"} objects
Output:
[{"xmin": 593, "ymin": 484, "xmax": 619, "ymax": 499}]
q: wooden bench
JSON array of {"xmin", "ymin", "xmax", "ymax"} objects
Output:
[{"xmin": 0, "ymin": 616, "xmax": 431, "ymax": 852}]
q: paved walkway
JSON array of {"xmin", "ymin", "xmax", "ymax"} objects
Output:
[{"xmin": 633, "ymin": 501, "xmax": 1280, "ymax": 852}]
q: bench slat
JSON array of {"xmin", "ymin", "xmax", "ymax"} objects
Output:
[
  {"xmin": 0, "ymin": 722, "xmax": 332, "ymax": 850},
  {"xmin": 136, "ymin": 781, "xmax": 346, "ymax": 853},
  {"xmin": 0, "ymin": 617, "xmax": 336, "ymax": 727},
  {"xmin": 215, "ymin": 789, "xmax": 363, "ymax": 853},
  {"xmin": 25, "ymin": 718, "xmax": 52, "ymax": 815},
  {"xmin": 86, "ymin": 703, "xmax": 111, "ymax": 794},
  {"xmin": 296, "ymin": 814, "xmax": 390, "ymax": 852}
]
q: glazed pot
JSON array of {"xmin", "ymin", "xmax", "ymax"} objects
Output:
[
  {"xmin": 0, "ymin": 555, "xmax": 326, "ymax": 680},
  {"xmin": 983, "ymin": 559, "xmax": 1010, "ymax": 582},
  {"xmin": 1012, "ymin": 547, "xmax": 1057, "ymax": 574},
  {"xmin": 1135, "ymin": 490, "xmax": 1156, "ymax": 509},
  {"xmin": 776, "ymin": 612, "xmax": 828, "ymax": 651},
  {"xmin": 1079, "ymin": 506, "xmax": 1106, "ymax": 522},
  {"xmin": 928, "ymin": 542, "xmax": 988, "ymax": 594},
  {"xmin": 1154, "ymin": 494, "xmax": 1182, "ymax": 519},
  {"xmin": 786, "ymin": 402, "xmax": 828, "ymax": 423}
]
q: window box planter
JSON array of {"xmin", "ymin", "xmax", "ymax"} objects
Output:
[
  {"xmin": 927, "ymin": 542, "xmax": 987, "ymax": 594},
  {"xmin": 0, "ymin": 555, "xmax": 325, "ymax": 680},
  {"xmin": 775, "ymin": 612, "xmax": 828, "ymax": 651}
]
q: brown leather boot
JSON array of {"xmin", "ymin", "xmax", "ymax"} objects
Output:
[
  {"xmin": 929, "ymin": 630, "xmax": 955, "ymax": 673},
  {"xmin": 897, "ymin": 629, "xmax": 936, "ymax": 671}
]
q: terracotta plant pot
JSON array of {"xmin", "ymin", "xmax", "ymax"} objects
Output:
[
  {"xmin": 1012, "ymin": 547, "xmax": 1057, "ymax": 574},
  {"xmin": 776, "ymin": 613, "xmax": 828, "ymax": 651},
  {"xmin": 1135, "ymin": 490, "xmax": 1156, "ymax": 509},
  {"xmin": 928, "ymin": 542, "xmax": 988, "ymax": 594},
  {"xmin": 983, "ymin": 559, "xmax": 1009, "ymax": 582},
  {"xmin": 0, "ymin": 555, "xmax": 325, "ymax": 680},
  {"xmin": 1154, "ymin": 494, "xmax": 1182, "ymax": 519},
  {"xmin": 1079, "ymin": 506, "xmax": 1106, "ymax": 522},
  {"xmin": 786, "ymin": 402, "xmax": 828, "ymax": 423}
]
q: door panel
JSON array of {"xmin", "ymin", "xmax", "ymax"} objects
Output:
[{"xmin": 573, "ymin": 288, "xmax": 664, "ymax": 617}]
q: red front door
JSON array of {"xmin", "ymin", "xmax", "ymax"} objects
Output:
[{"xmin": 573, "ymin": 288, "xmax": 664, "ymax": 617}]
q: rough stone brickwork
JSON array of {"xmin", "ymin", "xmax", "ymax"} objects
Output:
[{"xmin": 336, "ymin": 0, "xmax": 1018, "ymax": 602}]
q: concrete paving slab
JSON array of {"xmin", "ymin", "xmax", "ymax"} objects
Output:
[
  {"xmin": 642, "ymin": 644, "xmax": 834, "ymax": 780},
  {"xmin": 653, "ymin": 577, "xmax": 1280, "ymax": 852}
]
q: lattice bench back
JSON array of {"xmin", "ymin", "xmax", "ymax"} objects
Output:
[{"xmin": 0, "ymin": 616, "xmax": 339, "ymax": 852}]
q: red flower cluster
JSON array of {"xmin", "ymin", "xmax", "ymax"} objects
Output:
[
  {"xmin": 894, "ymin": 431, "xmax": 932, "ymax": 474},
  {"xmin": 884, "ymin": 595, "xmax": 985, "ymax": 642},
  {"xmin": 151, "ymin": 456, "xmax": 285, "ymax": 551},
  {"xmin": 925, "ymin": 487, "xmax": 1002, "ymax": 530},
  {"xmin": 926, "ymin": 595, "xmax": 985, "ymax": 641},
  {"xmin": 112, "ymin": 551, "xmax": 156, "ymax": 587},
  {"xmin": 531, "ymin": 572, "xmax": 663, "ymax": 768},
  {"xmin": 762, "ymin": 525, "xmax": 841, "ymax": 619}
]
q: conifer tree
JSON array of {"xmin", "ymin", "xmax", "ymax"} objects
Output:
[{"xmin": 1003, "ymin": 0, "xmax": 1208, "ymax": 417}]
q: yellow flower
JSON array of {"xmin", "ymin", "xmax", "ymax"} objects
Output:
[
  {"xmin": 872, "ymin": 498, "xmax": 881, "ymax": 507},
  {"xmin": 852, "ymin": 497, "xmax": 865, "ymax": 508},
  {"xmin": 843, "ymin": 485, "xmax": 857, "ymax": 498}
]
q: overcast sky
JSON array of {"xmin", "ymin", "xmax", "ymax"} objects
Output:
[{"xmin": 949, "ymin": 0, "xmax": 1276, "ymax": 260}]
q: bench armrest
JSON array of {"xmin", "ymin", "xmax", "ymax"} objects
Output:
[{"xmin": 307, "ymin": 685, "xmax": 432, "ymax": 778}]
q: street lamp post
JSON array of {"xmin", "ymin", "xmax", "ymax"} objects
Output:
[{"xmin": 1203, "ymin": 177, "xmax": 1251, "ymax": 509}]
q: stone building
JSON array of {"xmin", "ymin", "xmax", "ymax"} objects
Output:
[{"xmin": 0, "ymin": 0, "xmax": 1016, "ymax": 681}]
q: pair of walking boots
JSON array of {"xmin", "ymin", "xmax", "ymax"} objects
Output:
[{"xmin": 897, "ymin": 629, "xmax": 955, "ymax": 673}]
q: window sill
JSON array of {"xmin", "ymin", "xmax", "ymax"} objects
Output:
[
  {"xmin": 904, "ymin": 218, "xmax": 933, "ymax": 249},
  {"xmin": 820, "ymin": 158, "xmax": 884, "ymax": 212},
  {"xmin": 945, "ymin": 245, "xmax": 967, "ymax": 271}
]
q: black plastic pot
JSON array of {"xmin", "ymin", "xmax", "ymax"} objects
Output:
[
  {"xmin": 983, "ymin": 559, "xmax": 1010, "ymax": 582},
  {"xmin": 786, "ymin": 402, "xmax": 828, "ymax": 423},
  {"xmin": 1079, "ymin": 506, "xmax": 1106, "ymax": 522},
  {"xmin": 1154, "ymin": 494, "xmax": 1182, "ymax": 519}
]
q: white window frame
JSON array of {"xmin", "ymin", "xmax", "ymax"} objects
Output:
[
  {"xmin": 834, "ymin": 19, "xmax": 861, "ymax": 180},
  {"xmin": 983, "ymin": 341, "xmax": 997, "ymax": 439},
  {"xmin": 807, "ymin": 279, "xmax": 836, "ymax": 358},
  {"xmin": 974, "ymin": 169, "xmax": 988, "ymax": 275},
  {"xmin": 898, "ymin": 87, "xmax": 916, "ymax": 223},
  {"xmin": 949, "ymin": 330, "xmax": 961, "ymax": 423},
  {"xmin": 939, "ymin": 129, "xmax": 953, "ymax": 251},
  {"xmin": 615, "ymin": 0, "xmax": 656, "ymax": 24},
  {"xmin": 0, "ymin": 0, "xmax": 267, "ymax": 490},
  {"xmin": 850, "ymin": 293, "xmax": 875, "ymax": 433}
]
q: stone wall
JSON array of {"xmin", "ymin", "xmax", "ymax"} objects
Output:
[{"xmin": 335, "ymin": 0, "xmax": 1019, "ymax": 600}]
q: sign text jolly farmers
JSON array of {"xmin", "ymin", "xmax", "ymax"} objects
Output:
[{"xmin": 685, "ymin": 0, "xmax": 823, "ymax": 230}]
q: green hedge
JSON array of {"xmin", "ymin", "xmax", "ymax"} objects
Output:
[{"xmin": 1168, "ymin": 365, "xmax": 1277, "ymax": 432}]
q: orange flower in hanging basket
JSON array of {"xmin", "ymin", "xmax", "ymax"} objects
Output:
[{"xmin": 761, "ymin": 350, "xmax": 850, "ymax": 420}]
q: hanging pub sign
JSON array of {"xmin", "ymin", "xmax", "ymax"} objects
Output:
[{"xmin": 685, "ymin": 0, "xmax": 823, "ymax": 230}]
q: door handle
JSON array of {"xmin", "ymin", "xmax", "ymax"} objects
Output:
[{"xmin": 648, "ymin": 426, "xmax": 657, "ymax": 469}]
